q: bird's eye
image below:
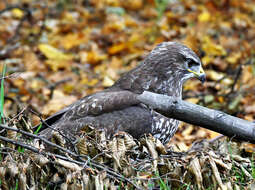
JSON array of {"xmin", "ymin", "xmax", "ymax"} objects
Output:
[{"xmin": 186, "ymin": 58, "xmax": 199, "ymax": 68}]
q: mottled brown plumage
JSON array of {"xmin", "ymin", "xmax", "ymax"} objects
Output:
[{"xmin": 36, "ymin": 42, "xmax": 205, "ymax": 144}]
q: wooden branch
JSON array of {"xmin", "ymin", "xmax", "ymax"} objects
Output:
[{"xmin": 137, "ymin": 91, "xmax": 255, "ymax": 143}]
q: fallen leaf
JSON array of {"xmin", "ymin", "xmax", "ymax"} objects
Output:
[
  {"xmin": 245, "ymin": 104, "xmax": 255, "ymax": 114},
  {"xmin": 61, "ymin": 33, "xmax": 88, "ymax": 50},
  {"xmin": 11, "ymin": 8, "xmax": 24, "ymax": 19},
  {"xmin": 202, "ymin": 36, "xmax": 226, "ymax": 57},
  {"xmin": 42, "ymin": 90, "xmax": 77, "ymax": 115},
  {"xmin": 86, "ymin": 51, "xmax": 108, "ymax": 64},
  {"xmin": 102, "ymin": 75, "xmax": 114, "ymax": 87},
  {"xmin": 226, "ymin": 52, "xmax": 241, "ymax": 64},
  {"xmin": 38, "ymin": 44, "xmax": 73, "ymax": 61},
  {"xmin": 186, "ymin": 98, "xmax": 199, "ymax": 104},
  {"xmin": 198, "ymin": 10, "xmax": 210, "ymax": 22},
  {"xmin": 108, "ymin": 43, "xmax": 127, "ymax": 55},
  {"xmin": 81, "ymin": 77, "xmax": 99, "ymax": 87},
  {"xmin": 206, "ymin": 70, "xmax": 224, "ymax": 81},
  {"xmin": 45, "ymin": 59, "xmax": 70, "ymax": 72}
]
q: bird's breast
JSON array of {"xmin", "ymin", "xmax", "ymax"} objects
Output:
[{"xmin": 151, "ymin": 111, "xmax": 180, "ymax": 144}]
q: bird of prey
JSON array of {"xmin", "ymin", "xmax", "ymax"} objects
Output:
[{"xmin": 36, "ymin": 42, "xmax": 206, "ymax": 144}]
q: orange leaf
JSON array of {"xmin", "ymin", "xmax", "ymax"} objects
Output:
[
  {"xmin": 86, "ymin": 51, "xmax": 108, "ymax": 64},
  {"xmin": 108, "ymin": 43, "xmax": 127, "ymax": 55}
]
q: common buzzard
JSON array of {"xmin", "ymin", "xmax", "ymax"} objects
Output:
[{"xmin": 36, "ymin": 42, "xmax": 205, "ymax": 144}]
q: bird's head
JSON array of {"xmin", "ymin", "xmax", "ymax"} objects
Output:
[
  {"xmin": 147, "ymin": 42, "xmax": 206, "ymax": 84},
  {"xmin": 112, "ymin": 42, "xmax": 205, "ymax": 97}
]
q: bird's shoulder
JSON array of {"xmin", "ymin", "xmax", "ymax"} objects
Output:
[
  {"xmin": 65, "ymin": 89, "xmax": 139, "ymax": 118},
  {"xmin": 34, "ymin": 89, "xmax": 140, "ymax": 132}
]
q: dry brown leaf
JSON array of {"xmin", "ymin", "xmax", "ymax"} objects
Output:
[
  {"xmin": 56, "ymin": 159, "xmax": 82, "ymax": 171},
  {"xmin": 42, "ymin": 90, "xmax": 77, "ymax": 115},
  {"xmin": 188, "ymin": 157, "xmax": 203, "ymax": 189},
  {"xmin": 208, "ymin": 155, "xmax": 224, "ymax": 189}
]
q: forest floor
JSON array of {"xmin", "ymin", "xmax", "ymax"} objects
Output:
[{"xmin": 0, "ymin": 0, "xmax": 255, "ymax": 189}]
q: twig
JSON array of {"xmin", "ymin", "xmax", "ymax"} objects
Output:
[
  {"xmin": 135, "ymin": 173, "xmax": 188, "ymax": 186},
  {"xmin": 0, "ymin": 134, "xmax": 142, "ymax": 189},
  {"xmin": 230, "ymin": 64, "xmax": 242, "ymax": 94},
  {"xmin": 0, "ymin": 72, "xmax": 21, "ymax": 81},
  {"xmin": 209, "ymin": 134, "xmax": 225, "ymax": 143},
  {"xmin": 47, "ymin": 78, "xmax": 72, "ymax": 99},
  {"xmin": 0, "ymin": 135, "xmax": 39, "ymax": 153},
  {"xmin": 9, "ymin": 105, "xmax": 28, "ymax": 121},
  {"xmin": 0, "ymin": 124, "xmax": 79, "ymax": 158}
]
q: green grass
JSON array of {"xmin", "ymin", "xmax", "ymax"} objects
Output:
[
  {"xmin": 18, "ymin": 146, "xmax": 25, "ymax": 153},
  {"xmin": 227, "ymin": 142, "xmax": 254, "ymax": 187},
  {"xmin": 233, "ymin": 166, "xmax": 246, "ymax": 185},
  {"xmin": 34, "ymin": 123, "xmax": 43, "ymax": 134},
  {"xmin": 251, "ymin": 154, "xmax": 255, "ymax": 179},
  {"xmin": 0, "ymin": 64, "xmax": 4, "ymax": 190},
  {"xmin": 15, "ymin": 179, "xmax": 19, "ymax": 190},
  {"xmin": 154, "ymin": 172, "xmax": 171, "ymax": 190},
  {"xmin": 0, "ymin": 63, "xmax": 6, "ymax": 124}
]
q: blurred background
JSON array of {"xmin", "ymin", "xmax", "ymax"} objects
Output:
[{"xmin": 1, "ymin": 0, "xmax": 255, "ymax": 149}]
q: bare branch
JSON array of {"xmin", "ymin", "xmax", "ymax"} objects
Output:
[{"xmin": 137, "ymin": 91, "xmax": 255, "ymax": 143}]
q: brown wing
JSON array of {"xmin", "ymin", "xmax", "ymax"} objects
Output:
[
  {"xmin": 33, "ymin": 90, "xmax": 138, "ymax": 132},
  {"xmin": 37, "ymin": 90, "xmax": 154, "ymax": 140}
]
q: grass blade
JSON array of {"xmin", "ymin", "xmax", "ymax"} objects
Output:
[
  {"xmin": 34, "ymin": 123, "xmax": 42, "ymax": 134},
  {"xmin": 0, "ymin": 63, "xmax": 6, "ymax": 124}
]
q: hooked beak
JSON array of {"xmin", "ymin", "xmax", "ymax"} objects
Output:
[
  {"xmin": 198, "ymin": 73, "xmax": 206, "ymax": 83},
  {"xmin": 187, "ymin": 67, "xmax": 206, "ymax": 83}
]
